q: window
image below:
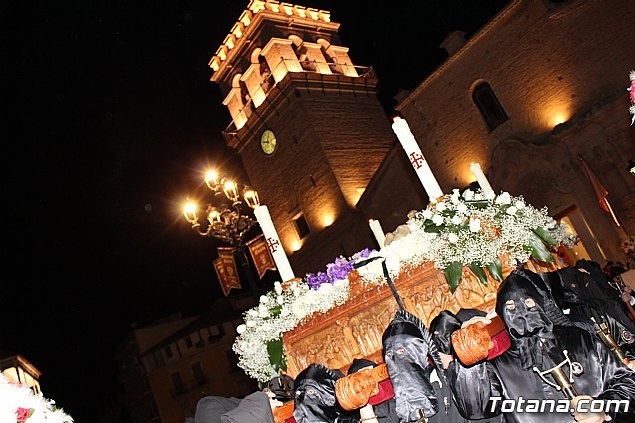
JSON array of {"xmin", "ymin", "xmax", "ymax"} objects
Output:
[
  {"xmin": 164, "ymin": 345, "xmax": 173, "ymax": 359},
  {"xmin": 191, "ymin": 362, "xmax": 207, "ymax": 386},
  {"xmin": 472, "ymin": 82, "xmax": 508, "ymax": 131},
  {"xmin": 293, "ymin": 213, "xmax": 311, "ymax": 239},
  {"xmin": 170, "ymin": 372, "xmax": 186, "ymax": 395},
  {"xmin": 152, "ymin": 350, "xmax": 165, "ymax": 369},
  {"xmin": 184, "ymin": 335, "xmax": 193, "ymax": 348}
]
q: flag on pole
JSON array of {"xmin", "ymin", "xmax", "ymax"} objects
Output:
[
  {"xmin": 578, "ymin": 155, "xmax": 620, "ymax": 226},
  {"xmin": 579, "ymin": 155, "xmax": 609, "ymax": 212},
  {"xmin": 214, "ymin": 247, "xmax": 241, "ymax": 297},
  {"xmin": 246, "ymin": 234, "xmax": 276, "ymax": 279}
]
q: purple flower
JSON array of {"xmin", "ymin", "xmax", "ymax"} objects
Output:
[
  {"xmin": 306, "ymin": 271, "xmax": 330, "ymax": 289},
  {"xmin": 326, "ymin": 257, "xmax": 354, "ymax": 281},
  {"xmin": 305, "ymin": 249, "xmax": 376, "ymax": 290},
  {"xmin": 351, "ymin": 248, "xmax": 374, "ymax": 261}
]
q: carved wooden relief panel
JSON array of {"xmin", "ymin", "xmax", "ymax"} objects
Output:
[{"xmin": 283, "ymin": 256, "xmax": 562, "ymax": 378}]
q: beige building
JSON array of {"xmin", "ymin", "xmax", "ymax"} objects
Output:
[{"xmin": 116, "ymin": 298, "xmax": 258, "ymax": 423}]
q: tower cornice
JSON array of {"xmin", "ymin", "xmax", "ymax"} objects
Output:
[{"xmin": 209, "ymin": 1, "xmax": 339, "ymax": 83}]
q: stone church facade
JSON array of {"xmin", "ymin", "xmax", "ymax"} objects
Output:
[{"xmin": 210, "ymin": 0, "xmax": 635, "ymax": 276}]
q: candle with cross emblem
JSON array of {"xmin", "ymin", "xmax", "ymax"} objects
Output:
[
  {"xmin": 253, "ymin": 205, "xmax": 296, "ymax": 282},
  {"xmin": 391, "ymin": 116, "xmax": 444, "ymax": 201}
]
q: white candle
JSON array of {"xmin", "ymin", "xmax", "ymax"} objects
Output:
[
  {"xmin": 391, "ymin": 116, "xmax": 444, "ymax": 201},
  {"xmin": 368, "ymin": 219, "xmax": 386, "ymax": 248},
  {"xmin": 253, "ymin": 205, "xmax": 296, "ymax": 282},
  {"xmin": 470, "ymin": 162, "xmax": 494, "ymax": 197}
]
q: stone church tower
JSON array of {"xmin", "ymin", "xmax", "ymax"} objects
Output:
[{"xmin": 209, "ymin": 0, "xmax": 396, "ymax": 274}]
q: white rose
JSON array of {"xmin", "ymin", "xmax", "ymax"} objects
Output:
[
  {"xmin": 506, "ymin": 206, "xmax": 518, "ymax": 216},
  {"xmin": 515, "ymin": 200, "xmax": 525, "ymax": 210},
  {"xmin": 469, "ymin": 218, "xmax": 481, "ymax": 232},
  {"xmin": 436, "ymin": 202, "xmax": 447, "ymax": 212},
  {"xmin": 246, "ymin": 319, "xmax": 256, "ymax": 328},
  {"xmin": 451, "ymin": 215, "xmax": 463, "ymax": 225},
  {"xmin": 274, "ymin": 281, "xmax": 283, "ymax": 295},
  {"xmin": 496, "ymin": 192, "xmax": 511, "ymax": 205},
  {"xmin": 448, "ymin": 233, "xmax": 459, "ymax": 244},
  {"xmin": 276, "ymin": 295, "xmax": 284, "ymax": 305},
  {"xmin": 485, "ymin": 190, "xmax": 496, "ymax": 200},
  {"xmin": 422, "ymin": 209, "xmax": 433, "ymax": 219},
  {"xmin": 248, "ymin": 309, "xmax": 258, "ymax": 318},
  {"xmin": 432, "ymin": 214, "xmax": 444, "ymax": 225},
  {"xmin": 236, "ymin": 324, "xmax": 246, "ymax": 334},
  {"xmin": 462, "ymin": 189, "xmax": 475, "ymax": 200},
  {"xmin": 457, "ymin": 202, "xmax": 468, "ymax": 214},
  {"xmin": 260, "ymin": 295, "xmax": 269, "ymax": 304}
]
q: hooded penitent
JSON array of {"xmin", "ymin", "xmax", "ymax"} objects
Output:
[
  {"xmin": 293, "ymin": 363, "xmax": 359, "ymax": 423},
  {"xmin": 495, "ymin": 270, "xmax": 559, "ymax": 371},
  {"xmin": 382, "ymin": 310, "xmax": 440, "ymax": 422},
  {"xmin": 447, "ymin": 267, "xmax": 635, "ymax": 423},
  {"xmin": 541, "ymin": 259, "xmax": 635, "ymax": 353},
  {"xmin": 267, "ymin": 374, "xmax": 295, "ymax": 402}
]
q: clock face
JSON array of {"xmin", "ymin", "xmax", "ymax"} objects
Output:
[{"xmin": 260, "ymin": 129, "xmax": 277, "ymax": 155}]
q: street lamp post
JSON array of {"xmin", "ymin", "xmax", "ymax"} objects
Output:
[{"xmin": 183, "ymin": 170, "xmax": 262, "ymax": 300}]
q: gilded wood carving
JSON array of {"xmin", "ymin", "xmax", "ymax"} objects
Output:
[{"xmin": 283, "ymin": 256, "xmax": 562, "ymax": 378}]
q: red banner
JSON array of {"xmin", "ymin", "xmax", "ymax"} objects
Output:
[
  {"xmin": 246, "ymin": 234, "xmax": 276, "ymax": 279},
  {"xmin": 214, "ymin": 247, "xmax": 241, "ymax": 297},
  {"xmin": 579, "ymin": 156, "xmax": 609, "ymax": 213}
]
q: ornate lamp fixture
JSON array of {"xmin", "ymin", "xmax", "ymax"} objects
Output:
[{"xmin": 183, "ymin": 170, "xmax": 260, "ymax": 246}]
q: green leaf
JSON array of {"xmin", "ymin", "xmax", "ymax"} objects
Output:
[
  {"xmin": 269, "ymin": 305, "xmax": 282, "ymax": 317},
  {"xmin": 533, "ymin": 226, "xmax": 558, "ymax": 246},
  {"xmin": 444, "ymin": 261, "xmax": 463, "ymax": 293},
  {"xmin": 468, "ymin": 263, "xmax": 489, "ymax": 285},
  {"xmin": 465, "ymin": 199, "xmax": 489, "ymax": 209},
  {"xmin": 524, "ymin": 232, "xmax": 555, "ymax": 263},
  {"xmin": 485, "ymin": 257, "xmax": 504, "ymax": 282},
  {"xmin": 423, "ymin": 221, "xmax": 443, "ymax": 233},
  {"xmin": 267, "ymin": 337, "xmax": 287, "ymax": 372}
]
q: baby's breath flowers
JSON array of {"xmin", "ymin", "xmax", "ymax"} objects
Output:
[
  {"xmin": 408, "ymin": 189, "xmax": 575, "ymax": 291},
  {"xmin": 233, "ymin": 250, "xmax": 374, "ymax": 383},
  {"xmin": 232, "ymin": 189, "xmax": 574, "ymax": 382}
]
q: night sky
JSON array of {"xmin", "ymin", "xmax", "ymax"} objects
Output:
[{"xmin": 4, "ymin": 1, "xmax": 508, "ymax": 420}]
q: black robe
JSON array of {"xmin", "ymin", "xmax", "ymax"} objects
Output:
[
  {"xmin": 450, "ymin": 270, "xmax": 635, "ymax": 423},
  {"xmin": 541, "ymin": 260, "xmax": 635, "ymax": 358}
]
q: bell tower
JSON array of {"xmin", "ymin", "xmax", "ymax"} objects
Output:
[{"xmin": 209, "ymin": 0, "xmax": 396, "ymax": 274}]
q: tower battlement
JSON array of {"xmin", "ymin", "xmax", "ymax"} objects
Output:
[{"xmin": 209, "ymin": 1, "xmax": 332, "ymax": 73}]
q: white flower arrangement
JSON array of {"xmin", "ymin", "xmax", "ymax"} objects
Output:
[
  {"xmin": 233, "ymin": 189, "xmax": 575, "ymax": 382},
  {"xmin": 233, "ymin": 278, "xmax": 351, "ymax": 382},
  {"xmin": 0, "ymin": 373, "xmax": 73, "ymax": 423},
  {"xmin": 405, "ymin": 189, "xmax": 575, "ymax": 291}
]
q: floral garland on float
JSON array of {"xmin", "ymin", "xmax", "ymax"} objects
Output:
[
  {"xmin": 233, "ymin": 188, "xmax": 576, "ymax": 383},
  {"xmin": 0, "ymin": 373, "xmax": 73, "ymax": 423}
]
